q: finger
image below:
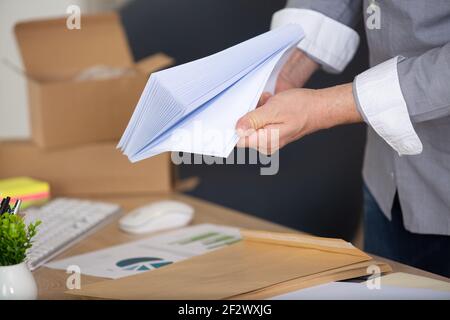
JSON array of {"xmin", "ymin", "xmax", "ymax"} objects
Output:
[
  {"xmin": 244, "ymin": 131, "xmax": 259, "ymax": 150},
  {"xmin": 236, "ymin": 131, "xmax": 258, "ymax": 149},
  {"xmin": 258, "ymin": 124, "xmax": 285, "ymax": 154},
  {"xmin": 236, "ymin": 136, "xmax": 247, "ymax": 148},
  {"xmin": 236, "ymin": 103, "xmax": 278, "ymax": 137},
  {"xmin": 238, "ymin": 125, "xmax": 285, "ymax": 155},
  {"xmin": 254, "ymin": 126, "xmax": 284, "ymax": 155}
]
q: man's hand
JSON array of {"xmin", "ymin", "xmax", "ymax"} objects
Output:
[
  {"xmin": 235, "ymin": 83, "xmax": 363, "ymax": 154},
  {"xmin": 275, "ymin": 48, "xmax": 319, "ymax": 93}
]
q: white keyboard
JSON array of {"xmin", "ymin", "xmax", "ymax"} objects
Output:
[{"xmin": 24, "ymin": 198, "xmax": 121, "ymax": 271}]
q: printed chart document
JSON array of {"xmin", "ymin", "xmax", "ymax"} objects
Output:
[
  {"xmin": 118, "ymin": 25, "xmax": 304, "ymax": 161},
  {"xmin": 45, "ymin": 224, "xmax": 240, "ymax": 279}
]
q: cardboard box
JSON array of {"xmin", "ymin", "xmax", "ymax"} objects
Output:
[
  {"xmin": 14, "ymin": 12, "xmax": 173, "ymax": 149},
  {"xmin": 0, "ymin": 140, "xmax": 174, "ymax": 196}
]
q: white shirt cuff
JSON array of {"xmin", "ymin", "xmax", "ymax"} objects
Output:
[
  {"xmin": 354, "ymin": 56, "xmax": 423, "ymax": 156},
  {"xmin": 271, "ymin": 8, "xmax": 360, "ymax": 74}
]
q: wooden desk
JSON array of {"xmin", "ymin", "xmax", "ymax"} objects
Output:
[{"xmin": 34, "ymin": 193, "xmax": 450, "ymax": 299}]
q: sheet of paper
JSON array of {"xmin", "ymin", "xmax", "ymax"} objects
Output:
[
  {"xmin": 270, "ymin": 281, "xmax": 450, "ymax": 300},
  {"xmin": 132, "ymin": 47, "xmax": 294, "ymax": 160},
  {"xmin": 118, "ymin": 24, "xmax": 305, "ymax": 161},
  {"xmin": 45, "ymin": 224, "xmax": 240, "ymax": 279},
  {"xmin": 377, "ymin": 272, "xmax": 450, "ymax": 292}
]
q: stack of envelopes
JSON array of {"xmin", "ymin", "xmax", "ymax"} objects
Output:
[{"xmin": 67, "ymin": 230, "xmax": 391, "ymax": 299}]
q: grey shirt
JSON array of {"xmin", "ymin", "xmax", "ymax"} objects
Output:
[{"xmin": 285, "ymin": 0, "xmax": 450, "ymax": 235}]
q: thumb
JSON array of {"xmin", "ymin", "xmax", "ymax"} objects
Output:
[{"xmin": 236, "ymin": 103, "xmax": 276, "ymax": 137}]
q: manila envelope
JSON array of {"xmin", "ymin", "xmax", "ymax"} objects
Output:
[{"xmin": 67, "ymin": 230, "xmax": 386, "ymax": 300}]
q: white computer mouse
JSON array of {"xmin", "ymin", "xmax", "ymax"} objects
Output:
[{"xmin": 119, "ymin": 200, "xmax": 194, "ymax": 234}]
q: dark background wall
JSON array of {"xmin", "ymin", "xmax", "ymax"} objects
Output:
[{"xmin": 120, "ymin": 0, "xmax": 369, "ymax": 241}]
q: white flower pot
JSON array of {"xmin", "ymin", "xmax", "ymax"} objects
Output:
[{"xmin": 0, "ymin": 262, "xmax": 38, "ymax": 300}]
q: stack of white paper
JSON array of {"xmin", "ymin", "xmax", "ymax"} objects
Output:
[{"xmin": 118, "ymin": 25, "xmax": 304, "ymax": 161}]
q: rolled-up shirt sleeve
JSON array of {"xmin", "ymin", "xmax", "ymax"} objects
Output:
[
  {"xmin": 271, "ymin": 8, "xmax": 360, "ymax": 73},
  {"xmin": 353, "ymin": 56, "xmax": 423, "ymax": 156},
  {"xmin": 354, "ymin": 43, "xmax": 450, "ymax": 156}
]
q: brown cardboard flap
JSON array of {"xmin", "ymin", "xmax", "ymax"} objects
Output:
[
  {"xmin": 241, "ymin": 229, "xmax": 370, "ymax": 258},
  {"xmin": 135, "ymin": 53, "xmax": 175, "ymax": 74},
  {"xmin": 15, "ymin": 12, "xmax": 133, "ymax": 80},
  {"xmin": 28, "ymin": 73, "xmax": 148, "ymax": 148}
]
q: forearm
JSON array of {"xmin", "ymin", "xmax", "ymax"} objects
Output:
[
  {"xmin": 272, "ymin": 4, "xmax": 360, "ymax": 73},
  {"xmin": 307, "ymin": 83, "xmax": 362, "ymax": 134}
]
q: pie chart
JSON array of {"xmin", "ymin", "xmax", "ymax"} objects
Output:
[{"xmin": 116, "ymin": 257, "xmax": 173, "ymax": 271}]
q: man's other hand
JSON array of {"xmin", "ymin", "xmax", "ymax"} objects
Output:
[{"xmin": 275, "ymin": 48, "xmax": 319, "ymax": 93}]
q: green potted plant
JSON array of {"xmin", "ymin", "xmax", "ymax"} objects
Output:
[{"xmin": 0, "ymin": 212, "xmax": 40, "ymax": 300}]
